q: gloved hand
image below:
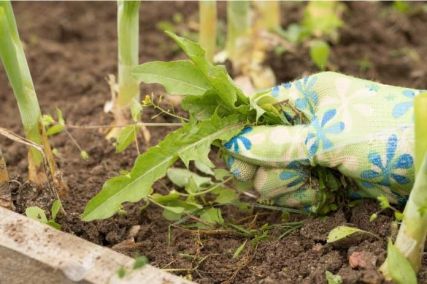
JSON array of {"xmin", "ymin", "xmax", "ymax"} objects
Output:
[{"xmin": 225, "ymin": 72, "xmax": 422, "ymax": 211}]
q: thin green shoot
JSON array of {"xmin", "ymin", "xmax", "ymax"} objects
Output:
[
  {"xmin": 199, "ymin": 0, "xmax": 217, "ymax": 61},
  {"xmin": 0, "ymin": 1, "xmax": 47, "ymax": 184},
  {"xmin": 25, "ymin": 199, "xmax": 63, "ymax": 230}
]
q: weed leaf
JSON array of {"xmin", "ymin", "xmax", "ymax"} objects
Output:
[
  {"xmin": 166, "ymin": 31, "xmax": 248, "ymax": 109},
  {"xmin": 82, "ymin": 115, "xmax": 243, "ymax": 221},
  {"xmin": 132, "ymin": 60, "xmax": 211, "ymax": 96}
]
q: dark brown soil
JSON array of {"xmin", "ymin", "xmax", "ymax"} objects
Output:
[{"xmin": 1, "ymin": 2, "xmax": 427, "ymax": 283}]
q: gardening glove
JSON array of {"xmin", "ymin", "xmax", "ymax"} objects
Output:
[{"xmin": 225, "ymin": 71, "xmax": 422, "ymax": 210}]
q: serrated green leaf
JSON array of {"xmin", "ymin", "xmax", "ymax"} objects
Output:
[
  {"xmin": 132, "ymin": 60, "xmax": 211, "ymax": 96},
  {"xmin": 327, "ymin": 226, "xmax": 365, "ymax": 243},
  {"xmin": 167, "ymin": 168, "xmax": 212, "ymax": 188},
  {"xmin": 25, "ymin": 207, "xmax": 48, "ymax": 224},
  {"xmin": 386, "ymin": 241, "xmax": 417, "ymax": 284},
  {"xmin": 51, "ymin": 199, "xmax": 62, "ymax": 220},
  {"xmin": 310, "ymin": 40, "xmax": 330, "ymax": 71},
  {"xmin": 82, "ymin": 115, "xmax": 242, "ymax": 221},
  {"xmin": 115, "ymin": 125, "xmax": 137, "ymax": 153},
  {"xmin": 200, "ymin": 208, "xmax": 224, "ymax": 225},
  {"xmin": 166, "ymin": 31, "xmax": 248, "ymax": 109}
]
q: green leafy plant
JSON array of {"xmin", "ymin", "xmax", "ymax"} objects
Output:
[
  {"xmin": 0, "ymin": 1, "xmax": 55, "ymax": 184},
  {"xmin": 82, "ymin": 32, "xmax": 300, "ymax": 222},
  {"xmin": 25, "ymin": 200, "xmax": 63, "ymax": 230},
  {"xmin": 381, "ymin": 93, "xmax": 427, "ymax": 278},
  {"xmin": 108, "ymin": 0, "xmax": 141, "ymax": 139}
]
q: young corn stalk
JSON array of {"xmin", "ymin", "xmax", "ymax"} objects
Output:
[
  {"xmin": 381, "ymin": 93, "xmax": 427, "ymax": 281},
  {"xmin": 108, "ymin": 0, "xmax": 141, "ymax": 139},
  {"xmin": 0, "ymin": 1, "xmax": 48, "ymax": 184},
  {"xmin": 199, "ymin": 0, "xmax": 217, "ymax": 62}
]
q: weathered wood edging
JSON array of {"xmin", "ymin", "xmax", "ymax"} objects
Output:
[{"xmin": 0, "ymin": 207, "xmax": 193, "ymax": 284}]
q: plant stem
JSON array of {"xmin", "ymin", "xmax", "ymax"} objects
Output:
[
  {"xmin": 253, "ymin": 1, "xmax": 280, "ymax": 31},
  {"xmin": 226, "ymin": 1, "xmax": 251, "ymax": 74},
  {"xmin": 0, "ymin": 2, "xmax": 47, "ymax": 184},
  {"xmin": 381, "ymin": 93, "xmax": 427, "ymax": 275},
  {"xmin": 110, "ymin": 0, "xmax": 140, "ymax": 137},
  {"xmin": 199, "ymin": 0, "xmax": 217, "ymax": 61}
]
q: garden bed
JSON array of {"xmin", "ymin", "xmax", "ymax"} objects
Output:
[{"xmin": 1, "ymin": 1, "xmax": 427, "ymax": 283}]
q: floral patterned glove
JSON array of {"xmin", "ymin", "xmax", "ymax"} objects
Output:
[{"xmin": 225, "ymin": 72, "xmax": 422, "ymax": 211}]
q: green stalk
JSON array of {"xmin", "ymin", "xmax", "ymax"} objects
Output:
[
  {"xmin": 110, "ymin": 0, "xmax": 140, "ymax": 137},
  {"xmin": 199, "ymin": 0, "xmax": 217, "ymax": 62},
  {"xmin": 253, "ymin": 1, "xmax": 280, "ymax": 31},
  {"xmin": 381, "ymin": 93, "xmax": 427, "ymax": 276},
  {"xmin": 0, "ymin": 2, "xmax": 46, "ymax": 183},
  {"xmin": 226, "ymin": 1, "xmax": 251, "ymax": 74}
]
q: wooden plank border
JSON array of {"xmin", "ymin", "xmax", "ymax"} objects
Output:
[{"xmin": 0, "ymin": 207, "xmax": 193, "ymax": 284}]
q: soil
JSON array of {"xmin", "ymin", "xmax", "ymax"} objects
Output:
[{"xmin": 1, "ymin": 1, "xmax": 427, "ymax": 283}]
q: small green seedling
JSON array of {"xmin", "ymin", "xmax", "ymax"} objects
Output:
[{"xmin": 25, "ymin": 199, "xmax": 63, "ymax": 230}]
